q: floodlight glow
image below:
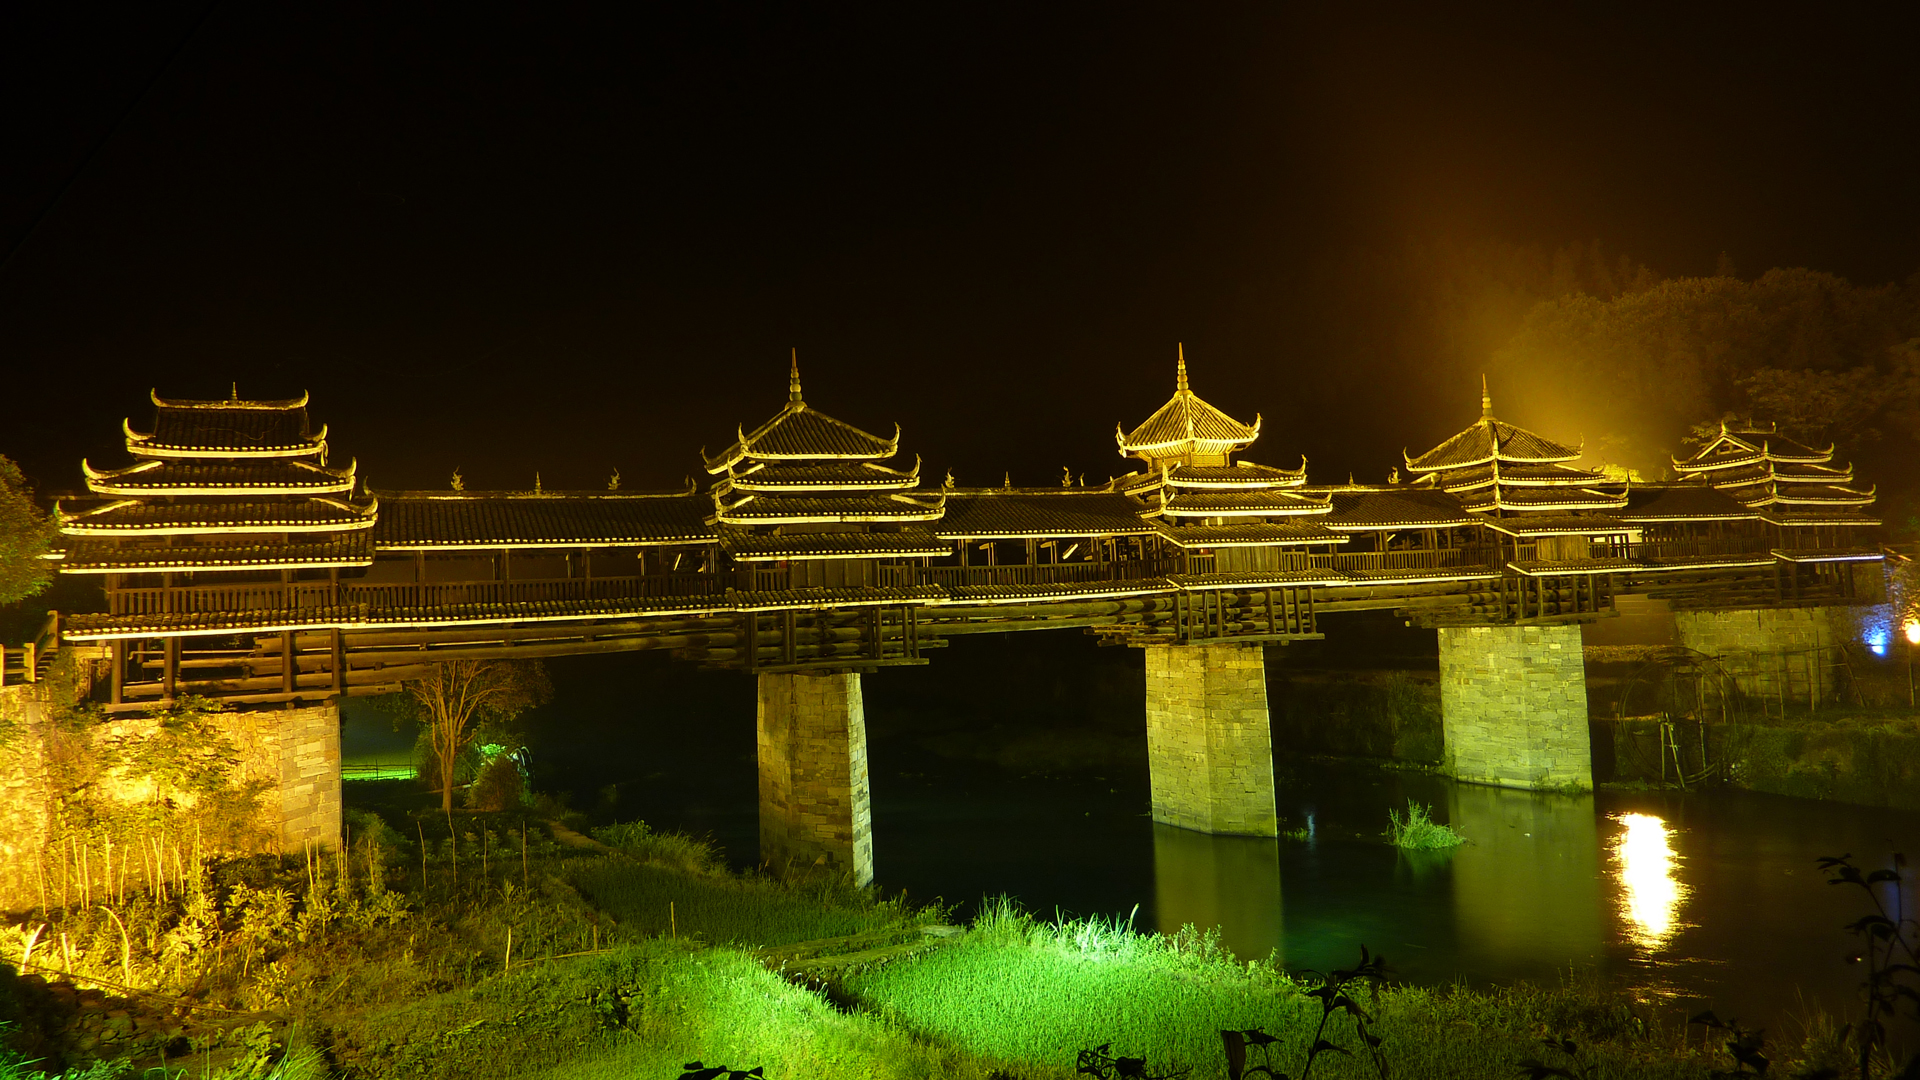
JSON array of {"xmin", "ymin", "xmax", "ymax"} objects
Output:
[{"xmin": 1905, "ymin": 620, "xmax": 1920, "ymax": 646}]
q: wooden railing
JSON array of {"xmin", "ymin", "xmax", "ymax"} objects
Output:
[
  {"xmin": 109, "ymin": 575, "xmax": 725, "ymax": 615},
  {"xmin": 877, "ymin": 559, "xmax": 1185, "ymax": 589},
  {"xmin": 0, "ymin": 611, "xmax": 57, "ymax": 686}
]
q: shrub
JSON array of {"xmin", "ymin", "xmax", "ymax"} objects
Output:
[{"xmin": 1387, "ymin": 800, "xmax": 1465, "ymax": 850}]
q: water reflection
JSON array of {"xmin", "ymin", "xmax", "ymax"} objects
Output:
[
  {"xmin": 1612, "ymin": 812, "xmax": 1687, "ymax": 951},
  {"xmin": 1448, "ymin": 785, "xmax": 1606, "ymax": 974},
  {"xmin": 1152, "ymin": 823, "xmax": 1282, "ymax": 964}
]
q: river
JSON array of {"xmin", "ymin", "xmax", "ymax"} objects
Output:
[
  {"xmin": 869, "ymin": 755, "xmax": 1919, "ymax": 1044},
  {"xmin": 505, "ymin": 647, "xmax": 1918, "ymax": 1048}
]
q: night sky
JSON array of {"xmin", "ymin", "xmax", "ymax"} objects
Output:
[{"xmin": 4, "ymin": 5, "xmax": 1918, "ymax": 497}]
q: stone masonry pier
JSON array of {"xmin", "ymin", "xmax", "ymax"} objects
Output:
[
  {"xmin": 1437, "ymin": 624, "xmax": 1592, "ymax": 790},
  {"xmin": 1143, "ymin": 642, "xmax": 1278, "ymax": 836},
  {"xmin": 755, "ymin": 672, "xmax": 875, "ymax": 885}
]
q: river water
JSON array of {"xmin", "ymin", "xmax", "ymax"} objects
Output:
[
  {"xmin": 868, "ymin": 756, "xmax": 1919, "ymax": 1043},
  {"xmin": 512, "ymin": 649, "xmax": 1918, "ymax": 1047}
]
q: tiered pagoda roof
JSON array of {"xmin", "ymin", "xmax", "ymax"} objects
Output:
[
  {"xmin": 1116, "ymin": 346, "xmax": 1261, "ymax": 468},
  {"xmin": 1671, "ymin": 423, "xmax": 1876, "ymax": 511},
  {"xmin": 705, "ymin": 356, "xmax": 945, "ymax": 561},
  {"xmin": 1115, "ymin": 348, "xmax": 1330, "ymax": 549},
  {"xmin": 1404, "ymin": 379, "xmax": 1626, "ymax": 516},
  {"xmin": 56, "ymin": 389, "xmax": 377, "ymax": 574}
]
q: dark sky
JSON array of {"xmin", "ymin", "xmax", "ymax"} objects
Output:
[{"xmin": 4, "ymin": 4, "xmax": 1917, "ymax": 496}]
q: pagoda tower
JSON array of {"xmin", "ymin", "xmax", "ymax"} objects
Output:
[
  {"xmin": 703, "ymin": 354, "xmax": 946, "ymax": 590},
  {"xmin": 1669, "ymin": 422, "xmax": 1875, "ymax": 511},
  {"xmin": 1115, "ymin": 346, "xmax": 1332, "ymax": 566},
  {"xmin": 1402, "ymin": 378, "xmax": 1625, "ymax": 516},
  {"xmin": 61, "ymin": 389, "xmax": 375, "ymax": 607}
]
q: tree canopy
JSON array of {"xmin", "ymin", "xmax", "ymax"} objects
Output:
[
  {"xmin": 0, "ymin": 453, "xmax": 56, "ymax": 609},
  {"xmin": 1493, "ymin": 268, "xmax": 1920, "ymax": 472},
  {"xmin": 401, "ymin": 659, "xmax": 552, "ymax": 814}
]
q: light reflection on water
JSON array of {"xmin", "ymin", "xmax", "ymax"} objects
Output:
[{"xmin": 1612, "ymin": 811, "xmax": 1687, "ymax": 952}]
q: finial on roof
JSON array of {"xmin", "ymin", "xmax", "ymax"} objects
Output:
[
  {"xmin": 230, "ymin": 381, "xmax": 238, "ymax": 401},
  {"xmin": 1176, "ymin": 343, "xmax": 1189, "ymax": 393},
  {"xmin": 1003, "ymin": 471, "xmax": 1012, "ymax": 490},
  {"xmin": 1480, "ymin": 374, "xmax": 1492, "ymax": 418},
  {"xmin": 1062, "ymin": 466, "xmax": 1072, "ymax": 488},
  {"xmin": 450, "ymin": 467, "xmax": 464, "ymax": 492},
  {"xmin": 789, "ymin": 348, "xmax": 803, "ymax": 405}
]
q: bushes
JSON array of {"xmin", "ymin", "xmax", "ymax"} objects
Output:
[{"xmin": 1386, "ymin": 800, "xmax": 1465, "ymax": 850}]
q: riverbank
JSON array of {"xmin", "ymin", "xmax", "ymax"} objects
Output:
[{"xmin": 4, "ymin": 795, "xmax": 1894, "ymax": 1080}]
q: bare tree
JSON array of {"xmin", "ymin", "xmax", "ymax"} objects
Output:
[{"xmin": 403, "ymin": 659, "xmax": 550, "ymax": 814}]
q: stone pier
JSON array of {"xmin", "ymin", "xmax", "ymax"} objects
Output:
[
  {"xmin": 1437, "ymin": 624, "xmax": 1592, "ymax": 790},
  {"xmin": 756, "ymin": 672, "xmax": 874, "ymax": 885},
  {"xmin": 1143, "ymin": 642, "xmax": 1278, "ymax": 836}
]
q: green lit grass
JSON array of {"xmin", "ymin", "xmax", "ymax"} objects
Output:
[
  {"xmin": 844, "ymin": 901, "xmax": 1714, "ymax": 1080},
  {"xmin": 1387, "ymin": 799, "xmax": 1466, "ymax": 850}
]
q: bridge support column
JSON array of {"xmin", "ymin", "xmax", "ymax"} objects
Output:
[
  {"xmin": 1144, "ymin": 643, "xmax": 1278, "ymax": 836},
  {"xmin": 1438, "ymin": 625, "xmax": 1592, "ymax": 790},
  {"xmin": 756, "ymin": 672, "xmax": 873, "ymax": 885}
]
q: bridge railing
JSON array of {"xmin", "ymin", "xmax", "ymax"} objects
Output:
[
  {"xmin": 876, "ymin": 559, "xmax": 1185, "ymax": 589},
  {"xmin": 108, "ymin": 574, "xmax": 726, "ymax": 616}
]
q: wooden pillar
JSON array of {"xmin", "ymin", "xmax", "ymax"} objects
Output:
[
  {"xmin": 331, "ymin": 629, "xmax": 345, "ymax": 695},
  {"xmin": 282, "ymin": 631, "xmax": 296, "ymax": 694},
  {"xmin": 110, "ymin": 639, "xmax": 125, "ymax": 705},
  {"xmin": 163, "ymin": 637, "xmax": 179, "ymax": 701}
]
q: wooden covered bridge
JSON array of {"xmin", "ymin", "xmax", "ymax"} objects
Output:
[{"xmin": 33, "ymin": 352, "xmax": 1886, "ymax": 881}]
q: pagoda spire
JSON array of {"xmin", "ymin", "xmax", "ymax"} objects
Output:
[
  {"xmin": 1176, "ymin": 343, "xmax": 1190, "ymax": 393},
  {"xmin": 789, "ymin": 348, "xmax": 804, "ymax": 405},
  {"xmin": 1480, "ymin": 374, "xmax": 1492, "ymax": 419}
]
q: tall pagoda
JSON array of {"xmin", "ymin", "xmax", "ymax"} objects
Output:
[
  {"xmin": 1670, "ymin": 422, "xmax": 1875, "ymax": 512},
  {"xmin": 1115, "ymin": 346, "xmax": 1335, "ymax": 570},
  {"xmin": 60, "ymin": 389, "xmax": 376, "ymax": 599},
  {"xmin": 55, "ymin": 389, "xmax": 376, "ymax": 703},
  {"xmin": 1402, "ymin": 378, "xmax": 1626, "ymax": 516},
  {"xmin": 704, "ymin": 355, "xmax": 947, "ymax": 589}
]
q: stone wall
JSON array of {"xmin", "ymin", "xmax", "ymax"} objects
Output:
[
  {"xmin": 1143, "ymin": 642, "xmax": 1278, "ymax": 836},
  {"xmin": 755, "ymin": 672, "xmax": 874, "ymax": 885},
  {"xmin": 1672, "ymin": 605, "xmax": 1881, "ymax": 703},
  {"xmin": 0, "ymin": 687, "xmax": 342, "ymax": 914},
  {"xmin": 1437, "ymin": 624, "xmax": 1592, "ymax": 790}
]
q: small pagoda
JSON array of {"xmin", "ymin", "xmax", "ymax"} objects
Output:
[
  {"xmin": 60, "ymin": 389, "xmax": 376, "ymax": 598},
  {"xmin": 704, "ymin": 355, "xmax": 947, "ymax": 589},
  {"xmin": 1403, "ymin": 378, "xmax": 1626, "ymax": 516},
  {"xmin": 1115, "ymin": 346, "xmax": 1335, "ymax": 568},
  {"xmin": 1670, "ymin": 422, "xmax": 1875, "ymax": 512}
]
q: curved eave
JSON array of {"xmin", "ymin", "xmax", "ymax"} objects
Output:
[
  {"xmin": 60, "ymin": 554, "xmax": 375, "ymax": 574},
  {"xmin": 374, "ymin": 536, "xmax": 715, "ymax": 551},
  {"xmin": 64, "ymin": 517, "xmax": 377, "ymax": 537},
  {"xmin": 124, "ymin": 424, "xmax": 330, "ymax": 459},
  {"xmin": 86, "ymin": 477, "xmax": 357, "ymax": 496},
  {"xmin": 1465, "ymin": 494, "xmax": 1630, "ymax": 513},
  {"xmin": 1158, "ymin": 504, "xmax": 1334, "ymax": 519},
  {"xmin": 1119, "ymin": 436, "xmax": 1256, "ymax": 459},
  {"xmin": 150, "ymin": 389, "xmax": 311, "ymax": 409},
  {"xmin": 711, "ymin": 508, "xmax": 946, "ymax": 525}
]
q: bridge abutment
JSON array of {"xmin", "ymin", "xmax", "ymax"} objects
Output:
[
  {"xmin": 1144, "ymin": 642, "xmax": 1278, "ymax": 836},
  {"xmin": 1672, "ymin": 605, "xmax": 1880, "ymax": 703},
  {"xmin": 1438, "ymin": 624, "xmax": 1592, "ymax": 790},
  {"xmin": 756, "ymin": 672, "xmax": 874, "ymax": 885}
]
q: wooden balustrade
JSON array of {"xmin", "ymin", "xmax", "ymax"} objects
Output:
[{"xmin": 109, "ymin": 574, "xmax": 725, "ymax": 615}]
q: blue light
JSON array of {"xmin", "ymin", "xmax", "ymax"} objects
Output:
[{"xmin": 1867, "ymin": 629, "xmax": 1889, "ymax": 657}]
